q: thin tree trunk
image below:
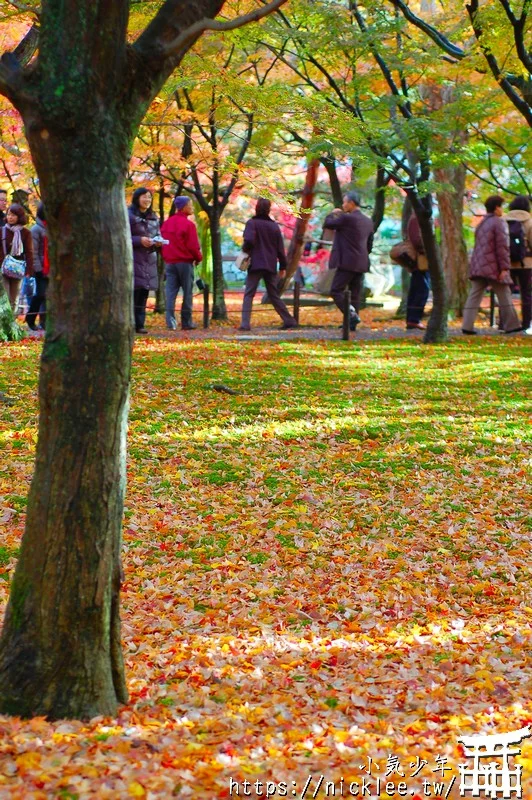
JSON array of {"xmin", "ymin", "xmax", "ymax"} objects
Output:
[
  {"xmin": 210, "ymin": 212, "xmax": 227, "ymax": 320},
  {"xmin": 320, "ymin": 154, "xmax": 343, "ymax": 207},
  {"xmin": 395, "ymin": 195, "xmax": 412, "ymax": 318},
  {"xmin": 278, "ymin": 157, "xmax": 320, "ymax": 294},
  {"xmin": 410, "ymin": 193, "xmax": 448, "ymax": 343},
  {"xmin": 0, "ymin": 129, "xmax": 132, "ymax": 720},
  {"xmin": 435, "ymin": 165, "xmax": 469, "ymax": 317},
  {"xmin": 155, "ymin": 183, "xmax": 166, "ymax": 314},
  {"xmin": 372, "ymin": 166, "xmax": 388, "ymax": 232}
]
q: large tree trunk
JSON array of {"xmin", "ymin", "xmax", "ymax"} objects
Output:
[
  {"xmin": 435, "ymin": 165, "xmax": 469, "ymax": 317},
  {"xmin": 0, "ymin": 122, "xmax": 132, "ymax": 720},
  {"xmin": 210, "ymin": 213, "xmax": 227, "ymax": 320},
  {"xmin": 410, "ymin": 193, "xmax": 448, "ymax": 343}
]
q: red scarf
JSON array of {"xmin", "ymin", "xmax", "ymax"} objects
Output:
[{"xmin": 42, "ymin": 222, "xmax": 50, "ymax": 276}]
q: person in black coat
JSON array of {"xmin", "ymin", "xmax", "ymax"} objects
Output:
[{"xmin": 129, "ymin": 188, "xmax": 162, "ymax": 333}]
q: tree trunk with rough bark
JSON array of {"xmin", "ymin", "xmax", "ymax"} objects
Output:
[
  {"xmin": 0, "ymin": 119, "xmax": 133, "ymax": 720},
  {"xmin": 0, "ymin": 0, "xmax": 277, "ymax": 720},
  {"xmin": 435, "ymin": 165, "xmax": 469, "ymax": 317}
]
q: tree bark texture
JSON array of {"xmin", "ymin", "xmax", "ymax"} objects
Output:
[
  {"xmin": 0, "ymin": 119, "xmax": 133, "ymax": 719},
  {"xmin": 435, "ymin": 165, "xmax": 469, "ymax": 317}
]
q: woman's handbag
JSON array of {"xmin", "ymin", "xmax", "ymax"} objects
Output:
[
  {"xmin": 235, "ymin": 251, "xmax": 251, "ymax": 272},
  {"xmin": 1, "ymin": 253, "xmax": 26, "ymax": 280},
  {"xmin": 389, "ymin": 240, "xmax": 418, "ymax": 272},
  {"xmin": 1, "ymin": 228, "xmax": 26, "ymax": 279}
]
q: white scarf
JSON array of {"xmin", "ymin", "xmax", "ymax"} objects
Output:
[{"xmin": 6, "ymin": 223, "xmax": 23, "ymax": 256}]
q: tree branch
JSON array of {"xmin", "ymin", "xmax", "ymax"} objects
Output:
[
  {"xmin": 466, "ymin": 0, "xmax": 532, "ymax": 126},
  {"xmin": 157, "ymin": 0, "xmax": 288, "ymax": 60},
  {"xmin": 389, "ymin": 0, "xmax": 465, "ymax": 60}
]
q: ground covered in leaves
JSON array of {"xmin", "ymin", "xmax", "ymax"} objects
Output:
[{"xmin": 0, "ymin": 331, "xmax": 531, "ymax": 799}]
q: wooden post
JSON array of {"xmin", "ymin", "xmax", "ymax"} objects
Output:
[
  {"xmin": 342, "ymin": 287, "xmax": 350, "ymax": 341},
  {"xmin": 294, "ymin": 281, "xmax": 301, "ymax": 325},
  {"xmin": 203, "ymin": 285, "xmax": 210, "ymax": 329}
]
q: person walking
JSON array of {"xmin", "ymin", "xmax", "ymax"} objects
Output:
[
  {"xmin": 1, "ymin": 203, "xmax": 33, "ymax": 312},
  {"xmin": 504, "ymin": 195, "xmax": 532, "ymax": 331},
  {"xmin": 405, "ymin": 213, "xmax": 430, "ymax": 330},
  {"xmin": 129, "ymin": 188, "xmax": 161, "ymax": 334},
  {"xmin": 323, "ymin": 191, "xmax": 374, "ymax": 330},
  {"xmin": 239, "ymin": 198, "xmax": 297, "ymax": 331},
  {"xmin": 26, "ymin": 203, "xmax": 49, "ymax": 330},
  {"xmin": 160, "ymin": 196, "xmax": 202, "ymax": 331},
  {"xmin": 462, "ymin": 195, "xmax": 521, "ymax": 334}
]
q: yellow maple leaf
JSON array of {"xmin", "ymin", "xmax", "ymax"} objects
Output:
[{"xmin": 128, "ymin": 782, "xmax": 147, "ymax": 798}]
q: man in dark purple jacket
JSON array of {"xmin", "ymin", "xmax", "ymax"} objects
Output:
[
  {"xmin": 239, "ymin": 199, "xmax": 297, "ymax": 331},
  {"xmin": 323, "ymin": 191, "xmax": 374, "ymax": 330}
]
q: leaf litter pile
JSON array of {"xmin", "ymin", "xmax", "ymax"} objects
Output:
[{"xmin": 0, "ymin": 335, "xmax": 531, "ymax": 799}]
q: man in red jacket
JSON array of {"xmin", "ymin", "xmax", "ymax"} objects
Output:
[{"xmin": 161, "ymin": 196, "xmax": 202, "ymax": 330}]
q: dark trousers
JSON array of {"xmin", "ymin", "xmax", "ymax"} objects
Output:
[
  {"xmin": 406, "ymin": 269, "xmax": 430, "ymax": 324},
  {"xmin": 510, "ymin": 268, "xmax": 531, "ymax": 329},
  {"xmin": 25, "ymin": 273, "xmax": 48, "ymax": 328},
  {"xmin": 165, "ymin": 262, "xmax": 193, "ymax": 328},
  {"xmin": 330, "ymin": 269, "xmax": 363, "ymax": 314},
  {"xmin": 133, "ymin": 287, "xmax": 149, "ymax": 331},
  {"xmin": 241, "ymin": 270, "xmax": 295, "ymax": 329}
]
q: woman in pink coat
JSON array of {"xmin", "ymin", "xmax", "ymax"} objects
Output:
[{"xmin": 462, "ymin": 196, "xmax": 521, "ymax": 334}]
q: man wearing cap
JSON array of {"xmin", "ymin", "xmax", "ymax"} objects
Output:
[
  {"xmin": 160, "ymin": 196, "xmax": 202, "ymax": 330},
  {"xmin": 323, "ymin": 191, "xmax": 374, "ymax": 330}
]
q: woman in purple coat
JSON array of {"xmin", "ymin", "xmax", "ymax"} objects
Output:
[
  {"xmin": 129, "ymin": 188, "xmax": 161, "ymax": 334},
  {"xmin": 462, "ymin": 196, "xmax": 521, "ymax": 334},
  {"xmin": 238, "ymin": 198, "xmax": 297, "ymax": 331}
]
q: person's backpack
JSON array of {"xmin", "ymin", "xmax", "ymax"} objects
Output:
[{"xmin": 508, "ymin": 219, "xmax": 527, "ymax": 264}]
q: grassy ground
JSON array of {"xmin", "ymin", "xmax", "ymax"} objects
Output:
[{"xmin": 0, "ymin": 333, "xmax": 531, "ymax": 799}]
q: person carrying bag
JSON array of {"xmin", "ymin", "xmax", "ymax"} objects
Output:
[{"xmin": 1, "ymin": 203, "xmax": 33, "ymax": 312}]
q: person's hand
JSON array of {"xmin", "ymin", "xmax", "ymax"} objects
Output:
[
  {"xmin": 278, "ymin": 269, "xmax": 286, "ymax": 279},
  {"xmin": 141, "ymin": 237, "xmax": 153, "ymax": 248},
  {"xmin": 500, "ymin": 270, "xmax": 510, "ymax": 279},
  {"xmin": 332, "ymin": 207, "xmax": 343, "ymax": 214}
]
